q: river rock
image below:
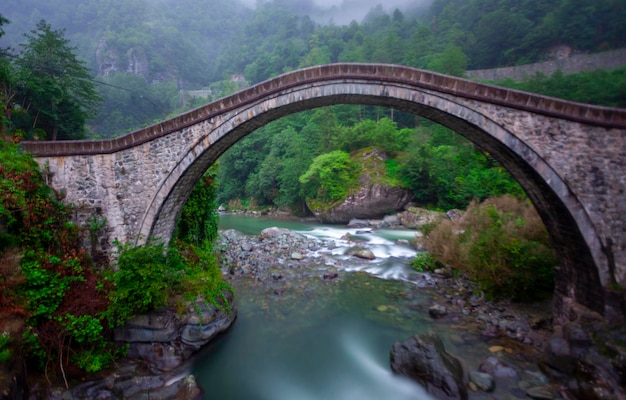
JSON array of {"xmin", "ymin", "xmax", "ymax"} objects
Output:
[
  {"xmin": 397, "ymin": 207, "xmax": 443, "ymax": 229},
  {"xmin": 526, "ymin": 385, "xmax": 555, "ymax": 399},
  {"xmin": 310, "ymin": 182, "xmax": 412, "ymax": 223},
  {"xmin": 347, "ymin": 218, "xmax": 370, "ymax": 228},
  {"xmin": 260, "ymin": 226, "xmax": 303, "ymax": 240},
  {"xmin": 380, "ymin": 214, "xmax": 400, "ymax": 227},
  {"xmin": 115, "ymin": 293, "xmax": 236, "ymax": 371},
  {"xmin": 478, "ymin": 356, "xmax": 518, "ymax": 378},
  {"xmin": 50, "ymin": 294, "xmax": 235, "ymax": 400},
  {"xmin": 544, "ymin": 335, "xmax": 576, "ymax": 375},
  {"xmin": 566, "ymin": 349, "xmax": 626, "ymax": 400},
  {"xmin": 48, "ymin": 365, "xmax": 202, "ymax": 400},
  {"xmin": 469, "ymin": 370, "xmax": 495, "ymax": 392},
  {"xmin": 351, "ymin": 248, "xmax": 376, "ymax": 260},
  {"xmin": 390, "ymin": 332, "xmax": 467, "ymax": 400},
  {"xmin": 429, "ymin": 304, "xmax": 448, "ymax": 319}
]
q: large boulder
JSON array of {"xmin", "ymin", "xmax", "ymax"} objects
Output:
[
  {"xmin": 308, "ymin": 148, "xmax": 413, "ymax": 223},
  {"xmin": 115, "ymin": 293, "xmax": 236, "ymax": 372},
  {"xmin": 390, "ymin": 332, "xmax": 468, "ymax": 400},
  {"xmin": 311, "ymin": 182, "xmax": 412, "ymax": 223}
]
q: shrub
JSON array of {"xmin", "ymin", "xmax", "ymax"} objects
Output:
[
  {"xmin": 424, "ymin": 195, "xmax": 556, "ymax": 300},
  {"xmin": 175, "ymin": 166, "xmax": 219, "ymax": 246},
  {"xmin": 409, "ymin": 251, "xmax": 437, "ymax": 272},
  {"xmin": 0, "ymin": 332, "xmax": 11, "ymax": 362},
  {"xmin": 299, "ymin": 150, "xmax": 357, "ymax": 205},
  {"xmin": 105, "ymin": 240, "xmax": 232, "ymax": 327},
  {"xmin": 105, "ymin": 241, "xmax": 183, "ymax": 326},
  {"xmin": 0, "ymin": 141, "xmax": 116, "ymax": 381}
]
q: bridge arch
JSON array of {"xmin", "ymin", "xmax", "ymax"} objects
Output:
[{"xmin": 23, "ymin": 64, "xmax": 626, "ymax": 323}]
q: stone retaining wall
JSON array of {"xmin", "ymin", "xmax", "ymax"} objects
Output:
[{"xmin": 466, "ymin": 48, "xmax": 626, "ymax": 82}]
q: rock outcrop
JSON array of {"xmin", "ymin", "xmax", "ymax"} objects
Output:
[
  {"xmin": 390, "ymin": 332, "xmax": 467, "ymax": 400},
  {"xmin": 49, "ymin": 293, "xmax": 236, "ymax": 400},
  {"xmin": 309, "ymin": 149, "xmax": 413, "ymax": 223},
  {"xmin": 114, "ymin": 295, "xmax": 236, "ymax": 373}
]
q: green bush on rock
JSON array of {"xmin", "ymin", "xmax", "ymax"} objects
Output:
[{"xmin": 105, "ymin": 240, "xmax": 232, "ymax": 327}]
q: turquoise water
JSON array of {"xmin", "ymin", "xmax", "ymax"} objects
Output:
[
  {"xmin": 192, "ymin": 271, "xmax": 434, "ymax": 399},
  {"xmin": 192, "ymin": 214, "xmax": 529, "ymax": 399}
]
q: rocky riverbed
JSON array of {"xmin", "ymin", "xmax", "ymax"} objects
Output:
[
  {"xmin": 216, "ymin": 225, "xmax": 626, "ymax": 400},
  {"xmin": 39, "ymin": 218, "xmax": 625, "ymax": 400}
]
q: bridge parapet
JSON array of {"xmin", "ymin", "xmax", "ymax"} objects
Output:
[{"xmin": 22, "ymin": 63, "xmax": 626, "ymax": 157}]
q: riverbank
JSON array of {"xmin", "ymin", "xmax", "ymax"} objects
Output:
[
  {"xmin": 216, "ymin": 225, "xmax": 563, "ymax": 399},
  {"xmin": 216, "ymin": 210, "xmax": 626, "ymax": 400}
]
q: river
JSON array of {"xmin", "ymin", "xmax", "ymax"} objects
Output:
[{"xmin": 191, "ymin": 214, "xmax": 545, "ymax": 399}]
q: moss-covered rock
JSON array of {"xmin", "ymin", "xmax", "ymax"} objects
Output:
[{"xmin": 307, "ymin": 148, "xmax": 412, "ymax": 223}]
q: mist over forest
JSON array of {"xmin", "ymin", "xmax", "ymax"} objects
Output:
[{"xmin": 1, "ymin": 0, "xmax": 625, "ymax": 210}]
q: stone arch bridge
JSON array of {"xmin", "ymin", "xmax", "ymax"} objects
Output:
[{"xmin": 22, "ymin": 63, "xmax": 626, "ymax": 325}]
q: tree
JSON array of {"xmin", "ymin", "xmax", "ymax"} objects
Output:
[
  {"xmin": 299, "ymin": 150, "xmax": 356, "ymax": 204},
  {"xmin": 15, "ymin": 20, "xmax": 100, "ymax": 140},
  {"xmin": 427, "ymin": 44, "xmax": 469, "ymax": 76},
  {"xmin": 0, "ymin": 15, "xmax": 15, "ymax": 138}
]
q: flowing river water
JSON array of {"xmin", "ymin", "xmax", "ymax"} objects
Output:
[{"xmin": 191, "ymin": 214, "xmax": 549, "ymax": 399}]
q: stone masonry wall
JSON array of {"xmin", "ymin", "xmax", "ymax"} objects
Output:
[{"xmin": 466, "ymin": 48, "xmax": 626, "ymax": 82}]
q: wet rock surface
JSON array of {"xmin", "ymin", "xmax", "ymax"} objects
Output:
[
  {"xmin": 307, "ymin": 148, "xmax": 413, "ymax": 223},
  {"xmin": 390, "ymin": 332, "xmax": 468, "ymax": 400}
]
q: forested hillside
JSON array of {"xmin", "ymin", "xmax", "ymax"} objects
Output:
[
  {"xmin": 1, "ymin": 0, "xmax": 624, "ymax": 211},
  {"xmin": 1, "ymin": 0, "xmax": 624, "ymax": 137}
]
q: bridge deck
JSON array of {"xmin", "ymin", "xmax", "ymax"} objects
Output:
[{"xmin": 22, "ymin": 63, "xmax": 626, "ymax": 156}]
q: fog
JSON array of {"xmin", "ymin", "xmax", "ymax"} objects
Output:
[{"xmin": 240, "ymin": 0, "xmax": 433, "ymax": 24}]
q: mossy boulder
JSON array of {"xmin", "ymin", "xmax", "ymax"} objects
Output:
[{"xmin": 307, "ymin": 148, "xmax": 412, "ymax": 223}]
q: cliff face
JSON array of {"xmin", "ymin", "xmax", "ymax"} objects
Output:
[
  {"xmin": 308, "ymin": 148, "xmax": 413, "ymax": 224},
  {"xmin": 94, "ymin": 37, "xmax": 170, "ymax": 81}
]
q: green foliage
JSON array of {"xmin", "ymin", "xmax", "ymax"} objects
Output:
[
  {"xmin": 426, "ymin": 45, "xmax": 469, "ymax": 76},
  {"xmin": 425, "ymin": 196, "xmax": 556, "ymax": 300},
  {"xmin": 299, "ymin": 150, "xmax": 357, "ymax": 205},
  {"xmin": 177, "ymin": 241, "xmax": 234, "ymax": 312},
  {"xmin": 13, "ymin": 20, "xmax": 101, "ymax": 140},
  {"xmin": 0, "ymin": 332, "xmax": 11, "ymax": 362},
  {"xmin": 4, "ymin": 0, "xmax": 622, "ymax": 142},
  {"xmin": 429, "ymin": 0, "xmax": 625, "ymax": 68},
  {"xmin": 0, "ymin": 141, "xmax": 116, "ymax": 379},
  {"xmin": 175, "ymin": 165, "xmax": 220, "ymax": 246},
  {"xmin": 397, "ymin": 125, "xmax": 525, "ymax": 210},
  {"xmin": 105, "ymin": 239, "xmax": 233, "ymax": 327},
  {"xmin": 494, "ymin": 68, "xmax": 626, "ymax": 108},
  {"xmin": 104, "ymin": 241, "xmax": 183, "ymax": 326},
  {"xmin": 410, "ymin": 251, "xmax": 437, "ymax": 272},
  {"xmin": 108, "ymin": 168, "xmax": 231, "ymax": 326},
  {"xmin": 19, "ymin": 252, "xmax": 75, "ymax": 319},
  {"xmin": 0, "ymin": 142, "xmax": 231, "ymax": 381}
]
